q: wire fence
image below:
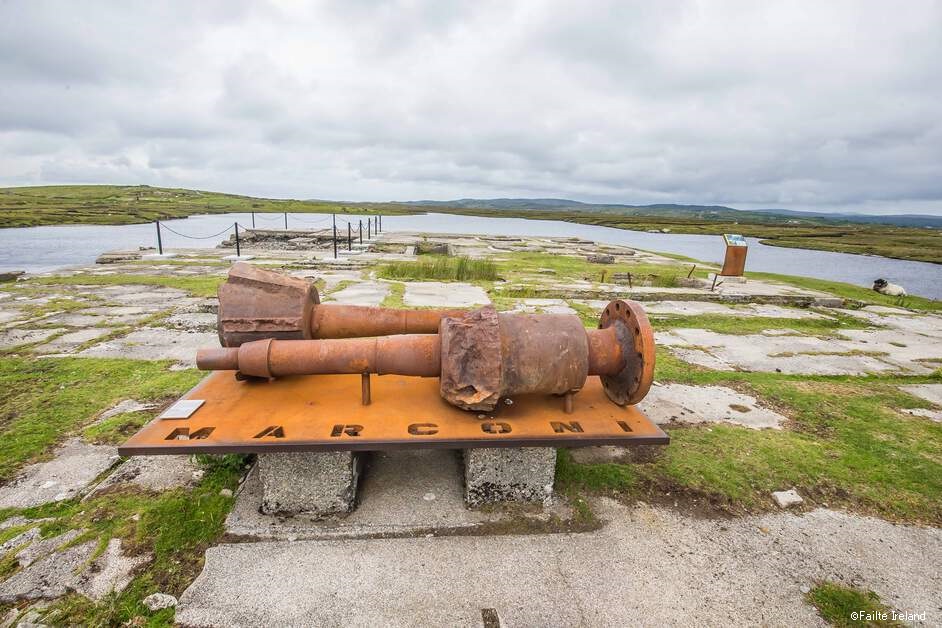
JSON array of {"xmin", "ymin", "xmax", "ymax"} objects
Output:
[{"xmin": 153, "ymin": 213, "xmax": 383, "ymax": 260}]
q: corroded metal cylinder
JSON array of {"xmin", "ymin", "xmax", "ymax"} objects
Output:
[
  {"xmin": 217, "ymin": 262, "xmax": 467, "ymax": 346},
  {"xmin": 198, "ymin": 300, "xmax": 655, "ymax": 412}
]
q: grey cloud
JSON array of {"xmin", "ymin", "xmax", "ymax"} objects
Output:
[{"xmin": 0, "ymin": 0, "xmax": 940, "ymax": 214}]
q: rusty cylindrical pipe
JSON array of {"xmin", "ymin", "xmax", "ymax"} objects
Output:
[
  {"xmin": 217, "ymin": 262, "xmax": 468, "ymax": 346},
  {"xmin": 310, "ymin": 305, "xmax": 466, "ymax": 339},
  {"xmin": 197, "ymin": 335, "xmax": 442, "ymax": 379}
]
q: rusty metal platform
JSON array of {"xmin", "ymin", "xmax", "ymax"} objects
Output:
[{"xmin": 119, "ymin": 372, "xmax": 669, "ymax": 455}]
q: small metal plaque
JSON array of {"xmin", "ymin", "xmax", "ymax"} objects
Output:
[{"xmin": 158, "ymin": 399, "xmax": 205, "ymax": 420}]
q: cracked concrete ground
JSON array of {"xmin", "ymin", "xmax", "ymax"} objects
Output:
[
  {"xmin": 178, "ymin": 499, "xmax": 942, "ymax": 627},
  {"xmin": 0, "ymin": 439, "xmax": 117, "ymax": 509},
  {"xmin": 657, "ymin": 327, "xmax": 941, "ymax": 375}
]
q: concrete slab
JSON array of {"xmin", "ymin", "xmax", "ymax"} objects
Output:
[
  {"xmin": 32, "ymin": 327, "xmax": 111, "ymax": 354},
  {"xmin": 637, "ymin": 383, "xmax": 786, "ymax": 429},
  {"xmin": 656, "ymin": 329, "xmax": 934, "ymax": 375},
  {"xmin": 91, "ymin": 455, "xmax": 197, "ymax": 494},
  {"xmin": 403, "ymin": 282, "xmax": 490, "ymax": 307},
  {"xmin": 512, "ymin": 298, "xmax": 576, "ymax": 315},
  {"xmin": 0, "ymin": 327, "xmax": 65, "ymax": 349},
  {"xmin": 165, "ymin": 311, "xmax": 218, "ymax": 333},
  {"xmin": 0, "ymin": 439, "xmax": 117, "ymax": 508},
  {"xmin": 78, "ymin": 327, "xmax": 218, "ymax": 367},
  {"xmin": 327, "ymin": 281, "xmax": 389, "ymax": 306},
  {"xmin": 258, "ymin": 452, "xmax": 360, "ymax": 517},
  {"xmin": 900, "ymin": 384, "xmax": 942, "ymax": 406},
  {"xmin": 463, "ymin": 448, "xmax": 556, "ymax": 506},
  {"xmin": 176, "ymin": 501, "xmax": 942, "ymax": 627}
]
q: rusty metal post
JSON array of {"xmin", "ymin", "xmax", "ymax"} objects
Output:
[
  {"xmin": 347, "ymin": 223, "xmax": 352, "ymax": 250},
  {"xmin": 332, "ymin": 214, "xmax": 337, "ymax": 259},
  {"xmin": 234, "ymin": 222, "xmax": 240, "ymax": 257},
  {"xmin": 368, "ymin": 217, "xmax": 371, "ymax": 239},
  {"xmin": 359, "ymin": 220, "xmax": 363, "ymax": 244},
  {"xmin": 155, "ymin": 220, "xmax": 163, "ymax": 255}
]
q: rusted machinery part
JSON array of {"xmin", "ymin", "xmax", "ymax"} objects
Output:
[
  {"xmin": 310, "ymin": 305, "xmax": 466, "ymax": 339},
  {"xmin": 439, "ymin": 310, "xmax": 591, "ymax": 411},
  {"xmin": 217, "ymin": 262, "xmax": 467, "ymax": 345},
  {"xmin": 198, "ymin": 300, "xmax": 655, "ymax": 411},
  {"xmin": 598, "ymin": 299, "xmax": 655, "ymax": 406},
  {"xmin": 197, "ymin": 335, "xmax": 442, "ymax": 379},
  {"xmin": 217, "ymin": 262, "xmax": 318, "ymax": 347}
]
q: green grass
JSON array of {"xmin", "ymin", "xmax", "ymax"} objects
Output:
[
  {"xmin": 0, "ymin": 357, "xmax": 201, "ymax": 480},
  {"xmin": 805, "ymin": 582, "xmax": 902, "ymax": 627},
  {"xmin": 27, "ymin": 273, "xmax": 225, "ymax": 298},
  {"xmin": 557, "ymin": 349, "xmax": 942, "ymax": 524},
  {"xmin": 377, "ymin": 256, "xmax": 498, "ymax": 282},
  {"xmin": 380, "ymin": 281, "xmax": 406, "ymax": 308},
  {"xmin": 0, "ymin": 184, "xmax": 408, "ymax": 228},
  {"xmin": 495, "ymin": 251, "xmax": 706, "ymax": 289}
]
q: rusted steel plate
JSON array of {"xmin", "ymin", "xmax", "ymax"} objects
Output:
[{"xmin": 119, "ymin": 372, "xmax": 668, "ymax": 455}]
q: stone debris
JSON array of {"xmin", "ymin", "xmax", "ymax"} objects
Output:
[
  {"xmin": 586, "ymin": 253, "xmax": 615, "ymax": 264},
  {"xmin": 90, "ymin": 455, "xmax": 197, "ymax": 495},
  {"xmin": 0, "ymin": 440, "xmax": 117, "ymax": 509},
  {"xmin": 402, "ymin": 282, "xmax": 490, "ymax": 307},
  {"xmin": 164, "ymin": 311, "xmax": 218, "ymax": 333},
  {"xmin": 0, "ymin": 536, "xmax": 148, "ymax": 603},
  {"xmin": 771, "ymin": 489, "xmax": 804, "ymax": 509},
  {"xmin": 637, "ymin": 383, "xmax": 786, "ymax": 429},
  {"xmin": 0, "ymin": 527, "xmax": 41, "ymax": 555},
  {"xmin": 143, "ymin": 592, "xmax": 178, "ymax": 611},
  {"xmin": 15, "ymin": 530, "xmax": 84, "ymax": 568},
  {"xmin": 94, "ymin": 399, "xmax": 158, "ymax": 423}
]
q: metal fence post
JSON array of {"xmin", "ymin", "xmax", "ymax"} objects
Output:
[
  {"xmin": 251, "ymin": 212, "xmax": 255, "ymax": 228},
  {"xmin": 347, "ymin": 223, "xmax": 352, "ymax": 250},
  {"xmin": 284, "ymin": 212, "xmax": 288, "ymax": 230},
  {"xmin": 332, "ymin": 214, "xmax": 337, "ymax": 259},
  {"xmin": 368, "ymin": 217, "xmax": 371, "ymax": 239},
  {"xmin": 155, "ymin": 220, "xmax": 163, "ymax": 255},
  {"xmin": 234, "ymin": 222, "xmax": 241, "ymax": 257},
  {"xmin": 359, "ymin": 220, "xmax": 363, "ymax": 244}
]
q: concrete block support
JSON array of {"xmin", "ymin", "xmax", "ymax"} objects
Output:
[
  {"xmin": 463, "ymin": 447, "xmax": 557, "ymax": 506},
  {"xmin": 258, "ymin": 452, "xmax": 360, "ymax": 517}
]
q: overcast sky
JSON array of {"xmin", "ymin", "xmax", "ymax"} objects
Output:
[{"xmin": 1, "ymin": 1, "xmax": 940, "ymax": 214}]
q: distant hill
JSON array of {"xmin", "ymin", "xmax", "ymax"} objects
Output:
[{"xmin": 398, "ymin": 198, "xmax": 942, "ymax": 229}]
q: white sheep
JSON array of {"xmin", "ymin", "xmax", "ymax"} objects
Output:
[{"xmin": 872, "ymin": 278, "xmax": 907, "ymax": 297}]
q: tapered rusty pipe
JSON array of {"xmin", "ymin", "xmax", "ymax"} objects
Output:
[
  {"xmin": 310, "ymin": 305, "xmax": 466, "ymax": 339},
  {"xmin": 197, "ymin": 335, "xmax": 442, "ymax": 379},
  {"xmin": 217, "ymin": 262, "xmax": 469, "ymax": 346}
]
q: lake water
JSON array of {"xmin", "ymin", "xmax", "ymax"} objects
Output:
[{"xmin": 0, "ymin": 211, "xmax": 938, "ymax": 299}]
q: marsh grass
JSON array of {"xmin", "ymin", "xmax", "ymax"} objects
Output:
[{"xmin": 378, "ymin": 256, "xmax": 498, "ymax": 282}]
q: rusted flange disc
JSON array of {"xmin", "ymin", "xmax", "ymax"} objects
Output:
[{"xmin": 598, "ymin": 299, "xmax": 655, "ymax": 405}]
